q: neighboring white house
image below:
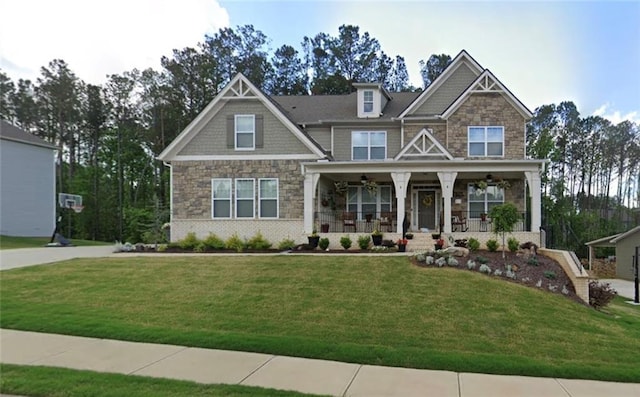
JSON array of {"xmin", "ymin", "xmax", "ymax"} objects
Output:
[{"xmin": 0, "ymin": 120, "xmax": 57, "ymax": 237}]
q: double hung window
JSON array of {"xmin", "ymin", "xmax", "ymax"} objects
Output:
[
  {"xmin": 212, "ymin": 179, "xmax": 232, "ymax": 218},
  {"xmin": 468, "ymin": 126, "xmax": 504, "ymax": 157},
  {"xmin": 352, "ymin": 131, "xmax": 386, "ymax": 160},
  {"xmin": 347, "ymin": 185, "xmax": 392, "ymax": 219},
  {"xmin": 235, "ymin": 115, "xmax": 255, "ymax": 150},
  {"xmin": 363, "ymin": 90, "xmax": 374, "ymax": 113},
  {"xmin": 467, "ymin": 184, "xmax": 504, "ymax": 217},
  {"xmin": 258, "ymin": 178, "xmax": 278, "ymax": 218},
  {"xmin": 212, "ymin": 178, "xmax": 279, "ymax": 219}
]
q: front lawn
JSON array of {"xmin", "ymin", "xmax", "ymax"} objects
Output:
[
  {"xmin": 1, "ymin": 256, "xmax": 639, "ymax": 382},
  {"xmin": 0, "ymin": 235, "xmax": 110, "ymax": 250}
]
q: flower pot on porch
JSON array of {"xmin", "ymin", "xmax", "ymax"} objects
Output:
[
  {"xmin": 320, "ymin": 223, "xmax": 330, "ymax": 233},
  {"xmin": 371, "ymin": 234, "xmax": 383, "ymax": 246},
  {"xmin": 434, "ymin": 244, "xmax": 443, "ymax": 250},
  {"xmin": 398, "ymin": 244, "xmax": 407, "ymax": 252},
  {"xmin": 308, "ymin": 235, "xmax": 320, "ymax": 248}
]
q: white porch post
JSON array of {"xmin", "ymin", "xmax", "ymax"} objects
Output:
[
  {"xmin": 525, "ymin": 171, "xmax": 542, "ymax": 232},
  {"xmin": 391, "ymin": 172, "xmax": 411, "ymax": 234},
  {"xmin": 437, "ymin": 172, "xmax": 457, "ymax": 233},
  {"xmin": 303, "ymin": 172, "xmax": 320, "ymax": 234}
]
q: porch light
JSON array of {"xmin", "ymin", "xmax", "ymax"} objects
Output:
[{"xmin": 360, "ymin": 174, "xmax": 368, "ymax": 184}]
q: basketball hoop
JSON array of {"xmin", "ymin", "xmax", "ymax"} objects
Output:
[{"xmin": 72, "ymin": 205, "xmax": 84, "ymax": 214}]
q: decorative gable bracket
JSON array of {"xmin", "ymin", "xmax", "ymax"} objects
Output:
[{"xmin": 395, "ymin": 128, "xmax": 454, "ymax": 160}]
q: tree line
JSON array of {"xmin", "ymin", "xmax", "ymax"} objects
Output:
[{"xmin": 0, "ymin": 24, "xmax": 637, "ymax": 256}]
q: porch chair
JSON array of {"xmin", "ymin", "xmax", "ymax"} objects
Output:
[
  {"xmin": 342, "ymin": 211, "xmax": 357, "ymax": 232},
  {"xmin": 379, "ymin": 211, "xmax": 395, "ymax": 232},
  {"xmin": 451, "ymin": 211, "xmax": 468, "ymax": 232}
]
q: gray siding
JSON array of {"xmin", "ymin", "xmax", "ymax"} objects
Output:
[
  {"xmin": 413, "ymin": 63, "xmax": 478, "ymax": 115},
  {"xmin": 179, "ymin": 100, "xmax": 313, "ymax": 156},
  {"xmin": 332, "ymin": 126, "xmax": 401, "ymax": 161},
  {"xmin": 616, "ymin": 232, "xmax": 639, "ymax": 280},
  {"xmin": 0, "ymin": 139, "xmax": 55, "ymax": 236},
  {"xmin": 306, "ymin": 127, "xmax": 331, "ymax": 152}
]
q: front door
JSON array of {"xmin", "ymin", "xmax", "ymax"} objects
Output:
[{"xmin": 417, "ymin": 190, "xmax": 437, "ymax": 230}]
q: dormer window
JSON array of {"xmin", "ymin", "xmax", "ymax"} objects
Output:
[{"xmin": 363, "ymin": 90, "xmax": 374, "ymax": 113}]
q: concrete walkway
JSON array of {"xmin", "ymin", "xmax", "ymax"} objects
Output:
[
  {"xmin": 0, "ymin": 246, "xmax": 114, "ymax": 271},
  {"xmin": 1, "ymin": 329, "xmax": 638, "ymax": 397}
]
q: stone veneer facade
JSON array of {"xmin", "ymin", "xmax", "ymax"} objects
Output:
[{"xmin": 171, "ymin": 159, "xmax": 306, "ymax": 242}]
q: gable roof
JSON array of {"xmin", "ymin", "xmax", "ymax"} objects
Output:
[
  {"xmin": 272, "ymin": 92, "xmax": 419, "ymax": 124},
  {"xmin": 158, "ymin": 73, "xmax": 326, "ymax": 161},
  {"xmin": 0, "ymin": 120, "xmax": 58, "ymax": 150},
  {"xmin": 441, "ymin": 69, "xmax": 533, "ymax": 119},
  {"xmin": 611, "ymin": 225, "xmax": 640, "ymax": 243},
  {"xmin": 585, "ymin": 226, "xmax": 640, "ymax": 246},
  {"xmin": 398, "ymin": 50, "xmax": 483, "ymax": 118}
]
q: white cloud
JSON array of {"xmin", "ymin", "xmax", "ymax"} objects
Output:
[
  {"xmin": 0, "ymin": 0, "xmax": 229, "ymax": 84},
  {"xmin": 592, "ymin": 103, "xmax": 640, "ymax": 125}
]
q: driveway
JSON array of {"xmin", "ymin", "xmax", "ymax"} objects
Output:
[
  {"xmin": 0, "ymin": 245, "xmax": 114, "ymax": 271},
  {"xmin": 599, "ymin": 278, "xmax": 638, "ymax": 300}
]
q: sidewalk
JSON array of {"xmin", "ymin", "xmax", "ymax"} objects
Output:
[
  {"xmin": 0, "ymin": 246, "xmax": 114, "ymax": 271},
  {"xmin": 1, "ymin": 329, "xmax": 638, "ymax": 397}
]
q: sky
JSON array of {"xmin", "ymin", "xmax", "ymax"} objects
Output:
[{"xmin": 1, "ymin": 0, "xmax": 639, "ymax": 123}]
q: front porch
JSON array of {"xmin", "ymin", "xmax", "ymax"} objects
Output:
[{"xmin": 302, "ymin": 160, "xmax": 544, "ymax": 242}]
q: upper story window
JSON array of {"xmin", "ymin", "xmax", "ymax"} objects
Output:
[
  {"xmin": 468, "ymin": 126, "xmax": 504, "ymax": 157},
  {"xmin": 352, "ymin": 131, "xmax": 386, "ymax": 160},
  {"xmin": 235, "ymin": 115, "xmax": 255, "ymax": 150},
  {"xmin": 363, "ymin": 90, "xmax": 374, "ymax": 113}
]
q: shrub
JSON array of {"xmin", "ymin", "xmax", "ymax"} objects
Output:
[
  {"xmin": 246, "ymin": 232, "xmax": 272, "ymax": 250},
  {"xmin": 157, "ymin": 244, "xmax": 167, "ymax": 252},
  {"xmin": 340, "ymin": 235, "xmax": 352, "ymax": 250},
  {"xmin": 493, "ymin": 269, "xmax": 503, "ymax": 276},
  {"xmin": 447, "ymin": 257, "xmax": 459, "ymax": 266},
  {"xmin": 467, "ymin": 237, "xmax": 480, "ymax": 251},
  {"xmin": 527, "ymin": 256, "xmax": 539, "ymax": 266},
  {"xmin": 203, "ymin": 233, "xmax": 225, "ymax": 250},
  {"xmin": 319, "ymin": 237, "xmax": 330, "ymax": 250},
  {"xmin": 476, "ymin": 256, "xmax": 489, "ymax": 264},
  {"xmin": 435, "ymin": 257, "xmax": 447, "ymax": 267},
  {"xmin": 194, "ymin": 242, "xmax": 206, "ymax": 253},
  {"xmin": 479, "ymin": 264, "xmax": 491, "ymax": 274},
  {"xmin": 179, "ymin": 232, "xmax": 200, "ymax": 251},
  {"xmin": 507, "ymin": 237, "xmax": 519, "ymax": 252},
  {"xmin": 225, "ymin": 233, "xmax": 245, "ymax": 252},
  {"xmin": 486, "ymin": 239, "xmax": 499, "ymax": 252},
  {"xmin": 357, "ymin": 235, "xmax": 371, "ymax": 250},
  {"xmin": 277, "ymin": 238, "xmax": 296, "ymax": 250},
  {"xmin": 425, "ymin": 256, "xmax": 435, "ymax": 265},
  {"xmin": 466, "ymin": 260, "xmax": 477, "ymax": 270},
  {"xmin": 589, "ymin": 281, "xmax": 617, "ymax": 309},
  {"xmin": 543, "ymin": 270, "xmax": 557, "ymax": 280}
]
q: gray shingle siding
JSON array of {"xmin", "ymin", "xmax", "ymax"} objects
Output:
[
  {"xmin": 332, "ymin": 126, "xmax": 402, "ymax": 161},
  {"xmin": 413, "ymin": 63, "xmax": 478, "ymax": 116},
  {"xmin": 178, "ymin": 100, "xmax": 313, "ymax": 156}
]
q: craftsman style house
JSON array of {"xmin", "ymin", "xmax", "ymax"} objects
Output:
[{"xmin": 158, "ymin": 50, "xmax": 545, "ymax": 246}]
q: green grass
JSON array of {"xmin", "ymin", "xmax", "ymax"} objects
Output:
[
  {"xmin": 0, "ymin": 235, "xmax": 110, "ymax": 249},
  {"xmin": 1, "ymin": 256, "xmax": 639, "ymax": 382},
  {"xmin": 0, "ymin": 364, "xmax": 322, "ymax": 397}
]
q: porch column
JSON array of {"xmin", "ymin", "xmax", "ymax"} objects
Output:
[
  {"xmin": 303, "ymin": 172, "xmax": 320, "ymax": 234},
  {"xmin": 437, "ymin": 171, "xmax": 457, "ymax": 233},
  {"xmin": 525, "ymin": 171, "xmax": 542, "ymax": 232},
  {"xmin": 391, "ymin": 172, "xmax": 411, "ymax": 234}
]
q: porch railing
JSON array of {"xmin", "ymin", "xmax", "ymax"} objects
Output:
[
  {"xmin": 314, "ymin": 211, "xmax": 397, "ymax": 233},
  {"xmin": 449, "ymin": 210, "xmax": 530, "ymax": 232}
]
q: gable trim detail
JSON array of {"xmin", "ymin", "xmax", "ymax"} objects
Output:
[
  {"xmin": 158, "ymin": 73, "xmax": 325, "ymax": 161},
  {"xmin": 441, "ymin": 69, "xmax": 533, "ymax": 119},
  {"xmin": 394, "ymin": 128, "xmax": 454, "ymax": 160}
]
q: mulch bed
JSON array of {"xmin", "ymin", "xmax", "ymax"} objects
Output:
[{"xmin": 412, "ymin": 249, "xmax": 585, "ymax": 304}]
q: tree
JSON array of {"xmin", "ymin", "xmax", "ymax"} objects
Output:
[
  {"xmin": 0, "ymin": 70, "xmax": 15, "ymax": 121},
  {"xmin": 419, "ymin": 54, "xmax": 452, "ymax": 88},
  {"xmin": 386, "ymin": 56, "xmax": 410, "ymax": 92},
  {"xmin": 267, "ymin": 45, "xmax": 308, "ymax": 95},
  {"xmin": 489, "ymin": 203, "xmax": 521, "ymax": 260}
]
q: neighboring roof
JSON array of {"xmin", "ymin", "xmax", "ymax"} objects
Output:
[
  {"xmin": 272, "ymin": 92, "xmax": 419, "ymax": 124},
  {"xmin": 611, "ymin": 225, "xmax": 640, "ymax": 244},
  {"xmin": 0, "ymin": 120, "xmax": 57, "ymax": 150},
  {"xmin": 586, "ymin": 225, "xmax": 640, "ymax": 246},
  {"xmin": 158, "ymin": 73, "xmax": 326, "ymax": 161}
]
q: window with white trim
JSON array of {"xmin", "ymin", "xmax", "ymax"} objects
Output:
[
  {"xmin": 468, "ymin": 184, "xmax": 504, "ymax": 217},
  {"xmin": 235, "ymin": 115, "xmax": 255, "ymax": 150},
  {"xmin": 259, "ymin": 178, "xmax": 278, "ymax": 218},
  {"xmin": 211, "ymin": 179, "xmax": 232, "ymax": 218},
  {"xmin": 352, "ymin": 131, "xmax": 386, "ymax": 160},
  {"xmin": 363, "ymin": 90, "xmax": 374, "ymax": 113},
  {"xmin": 347, "ymin": 185, "xmax": 392, "ymax": 219},
  {"xmin": 235, "ymin": 178, "xmax": 255, "ymax": 218},
  {"xmin": 468, "ymin": 126, "xmax": 504, "ymax": 157}
]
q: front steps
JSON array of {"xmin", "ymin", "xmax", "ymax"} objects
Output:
[{"xmin": 406, "ymin": 233, "xmax": 437, "ymax": 252}]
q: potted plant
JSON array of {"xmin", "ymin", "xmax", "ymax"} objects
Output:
[
  {"xmin": 397, "ymin": 238, "xmax": 408, "ymax": 252},
  {"xmin": 474, "ymin": 180, "xmax": 488, "ymax": 192},
  {"xmin": 405, "ymin": 232, "xmax": 414, "ymax": 240},
  {"xmin": 308, "ymin": 230, "xmax": 320, "ymax": 248},
  {"xmin": 434, "ymin": 238, "xmax": 445, "ymax": 250},
  {"xmin": 431, "ymin": 232, "xmax": 441, "ymax": 240},
  {"xmin": 320, "ymin": 223, "xmax": 330, "ymax": 233},
  {"xmin": 371, "ymin": 229, "xmax": 383, "ymax": 246}
]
